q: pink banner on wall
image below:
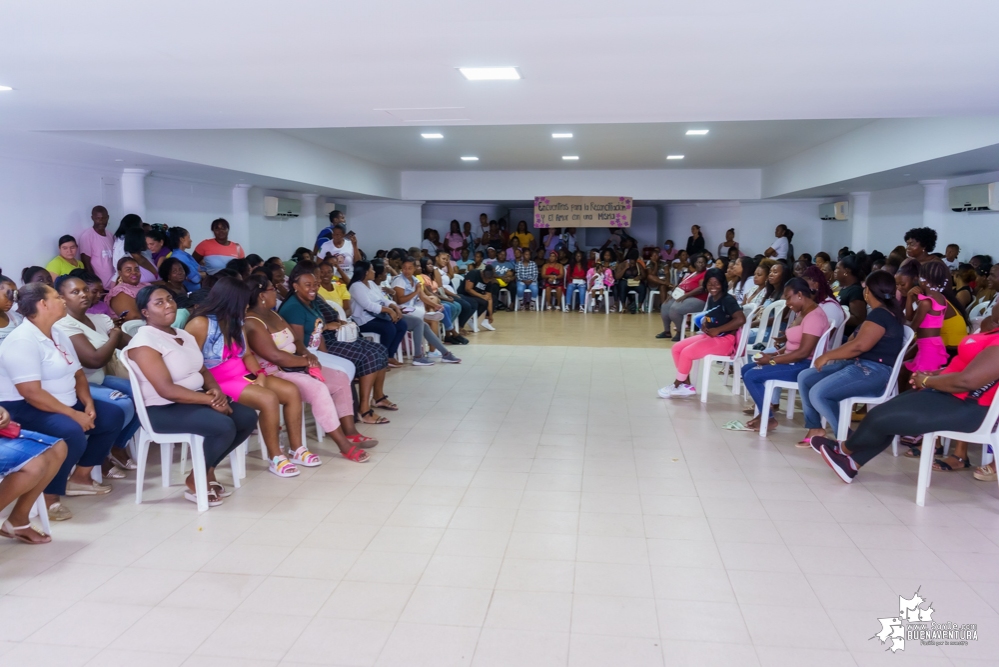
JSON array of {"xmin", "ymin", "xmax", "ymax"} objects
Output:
[{"xmin": 533, "ymin": 196, "xmax": 632, "ymax": 228}]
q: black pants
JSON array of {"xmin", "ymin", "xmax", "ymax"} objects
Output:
[
  {"xmin": 458, "ymin": 290, "xmax": 490, "ymax": 318},
  {"xmin": 845, "ymin": 390, "xmax": 989, "ymax": 466},
  {"xmin": 615, "ymin": 281, "xmax": 647, "ymax": 307},
  {"xmin": 359, "ymin": 318, "xmax": 408, "ymax": 356},
  {"xmin": 146, "ymin": 401, "xmax": 257, "ymax": 469},
  {"xmin": 454, "ymin": 295, "xmax": 476, "ymax": 327}
]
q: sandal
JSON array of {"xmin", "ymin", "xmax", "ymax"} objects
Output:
[
  {"xmin": 373, "ymin": 396, "xmax": 398, "ymax": 411},
  {"xmin": 47, "ymin": 502, "xmax": 72, "ymax": 521},
  {"xmin": 974, "ymin": 462, "xmax": 997, "ymax": 481},
  {"xmin": 209, "ymin": 481, "xmax": 233, "ymax": 498},
  {"xmin": 346, "ymin": 433, "xmax": 379, "ymax": 448},
  {"xmin": 360, "ymin": 409, "xmax": 390, "ymax": 425},
  {"xmin": 269, "ymin": 455, "xmax": 301, "ymax": 478},
  {"xmin": 103, "ymin": 464, "xmax": 126, "ymax": 480},
  {"xmin": 904, "ymin": 443, "xmax": 943, "ymax": 458},
  {"xmin": 290, "ymin": 446, "xmax": 322, "ymax": 467},
  {"xmin": 341, "ymin": 445, "xmax": 370, "ymax": 463},
  {"xmin": 184, "ymin": 488, "xmax": 223, "ymax": 507},
  {"xmin": 0, "ymin": 519, "xmax": 51, "ymax": 545},
  {"xmin": 932, "ymin": 456, "xmax": 970, "ymax": 472}
]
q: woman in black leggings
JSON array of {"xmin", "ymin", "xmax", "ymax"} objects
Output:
[
  {"xmin": 811, "ymin": 328, "xmax": 999, "ymax": 484},
  {"xmin": 124, "ymin": 286, "xmax": 256, "ymax": 507}
]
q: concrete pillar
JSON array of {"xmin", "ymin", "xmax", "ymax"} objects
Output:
[
  {"xmin": 300, "ymin": 194, "xmax": 319, "ymax": 250},
  {"xmin": 849, "ymin": 192, "xmax": 870, "ymax": 253},
  {"xmin": 121, "ymin": 168, "xmax": 148, "ymax": 219},
  {"xmin": 231, "ymin": 184, "xmax": 251, "ymax": 251},
  {"xmin": 920, "ymin": 179, "xmax": 948, "ymax": 243}
]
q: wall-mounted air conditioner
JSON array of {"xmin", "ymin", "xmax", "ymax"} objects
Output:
[
  {"xmin": 819, "ymin": 201, "xmax": 849, "ymax": 221},
  {"xmin": 263, "ymin": 196, "xmax": 301, "ymax": 218},
  {"xmin": 949, "ymin": 183, "xmax": 999, "ymax": 211}
]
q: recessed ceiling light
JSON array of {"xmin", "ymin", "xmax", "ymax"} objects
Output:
[
  {"xmin": 461, "ymin": 156, "xmax": 479, "ymax": 161},
  {"xmin": 421, "ymin": 133, "xmax": 444, "ymax": 139},
  {"xmin": 458, "ymin": 67, "xmax": 521, "ymax": 81},
  {"xmin": 667, "ymin": 155, "xmax": 685, "ymax": 160},
  {"xmin": 114, "ymin": 159, "xmax": 124, "ymax": 162},
  {"xmin": 562, "ymin": 156, "xmax": 579, "ymax": 161},
  {"xmin": 552, "ymin": 133, "xmax": 573, "ymax": 139},
  {"xmin": 685, "ymin": 129, "xmax": 709, "ymax": 135}
]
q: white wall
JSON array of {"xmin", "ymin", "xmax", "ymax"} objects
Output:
[
  {"xmin": 402, "ymin": 168, "xmax": 762, "ymax": 202},
  {"xmin": 663, "ymin": 200, "xmax": 827, "ymax": 258},
  {"xmin": 344, "ymin": 200, "xmax": 424, "ymax": 256}
]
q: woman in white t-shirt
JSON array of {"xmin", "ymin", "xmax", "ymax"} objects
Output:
[
  {"xmin": 316, "ymin": 224, "xmax": 360, "ymax": 280},
  {"xmin": 0, "ymin": 283, "xmax": 126, "ymax": 522},
  {"xmin": 55, "ymin": 276, "xmax": 138, "ymax": 478},
  {"xmin": 124, "ymin": 285, "xmax": 257, "ymax": 507}
]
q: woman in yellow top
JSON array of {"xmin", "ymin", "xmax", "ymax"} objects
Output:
[
  {"xmin": 941, "ymin": 299, "xmax": 969, "ymax": 351},
  {"xmin": 512, "ymin": 220, "xmax": 535, "ymax": 252},
  {"xmin": 46, "ymin": 235, "xmax": 85, "ymax": 280},
  {"xmin": 317, "ymin": 261, "xmax": 351, "ymax": 315}
]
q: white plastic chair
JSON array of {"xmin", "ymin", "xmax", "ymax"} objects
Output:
[
  {"xmin": 498, "ymin": 288, "xmax": 512, "ymax": 309},
  {"xmin": 757, "ymin": 323, "xmax": 834, "ymax": 437},
  {"xmin": 121, "ymin": 350, "xmax": 241, "ymax": 512},
  {"xmin": 645, "ymin": 289, "xmax": 662, "ymax": 314},
  {"xmin": 679, "ymin": 300, "xmax": 710, "ymax": 341},
  {"xmin": 916, "ymin": 394, "xmax": 999, "ymax": 506},
  {"xmin": 618, "ymin": 290, "xmax": 641, "ymax": 312},
  {"xmin": 831, "ymin": 326, "xmax": 916, "ymax": 445},
  {"xmin": 584, "ymin": 289, "xmax": 610, "ymax": 314},
  {"xmin": 697, "ymin": 303, "xmax": 759, "ymax": 403},
  {"xmin": 828, "ymin": 312, "xmax": 850, "ymax": 351},
  {"xmin": 565, "ymin": 285, "xmax": 586, "ymax": 311},
  {"xmin": 750, "ymin": 300, "xmax": 787, "ymax": 352},
  {"xmin": 0, "ymin": 475, "xmax": 51, "ymax": 537}
]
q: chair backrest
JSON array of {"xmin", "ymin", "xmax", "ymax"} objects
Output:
[
  {"xmin": 732, "ymin": 304, "xmax": 759, "ymax": 359},
  {"xmin": 961, "ymin": 386, "xmax": 999, "ymax": 438},
  {"xmin": 122, "ymin": 319, "xmax": 145, "ymax": 337},
  {"xmin": 876, "ymin": 325, "xmax": 916, "ymax": 402},
  {"xmin": 117, "ymin": 349, "xmax": 157, "ymax": 436},
  {"xmin": 809, "ymin": 323, "xmax": 836, "ymax": 368},
  {"xmin": 325, "ymin": 299, "xmax": 347, "ymax": 321},
  {"xmin": 756, "ymin": 300, "xmax": 786, "ymax": 348},
  {"xmin": 829, "ymin": 314, "xmax": 850, "ymax": 351},
  {"xmin": 969, "ymin": 299, "xmax": 992, "ymax": 320}
]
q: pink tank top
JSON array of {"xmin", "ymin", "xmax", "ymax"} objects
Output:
[{"xmin": 917, "ymin": 293, "xmax": 945, "ymax": 328}]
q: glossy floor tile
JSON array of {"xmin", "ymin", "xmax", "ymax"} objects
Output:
[{"xmin": 2, "ymin": 313, "xmax": 998, "ymax": 665}]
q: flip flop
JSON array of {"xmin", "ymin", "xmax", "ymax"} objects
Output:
[
  {"xmin": 722, "ymin": 420, "xmax": 754, "ymax": 431},
  {"xmin": 373, "ymin": 395, "xmax": 398, "ymax": 411},
  {"xmin": 932, "ymin": 456, "xmax": 969, "ymax": 472}
]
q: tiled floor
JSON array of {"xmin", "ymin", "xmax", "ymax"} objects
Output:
[{"xmin": 2, "ymin": 313, "xmax": 999, "ymax": 666}]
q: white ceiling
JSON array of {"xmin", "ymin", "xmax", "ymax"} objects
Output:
[
  {"xmin": 280, "ymin": 120, "xmax": 872, "ymax": 170},
  {"xmin": 2, "ymin": 1, "xmax": 998, "ymax": 132}
]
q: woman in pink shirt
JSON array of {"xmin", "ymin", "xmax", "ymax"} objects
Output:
[{"xmin": 741, "ymin": 277, "xmax": 829, "ymax": 432}]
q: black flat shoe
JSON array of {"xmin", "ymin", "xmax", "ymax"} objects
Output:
[{"xmin": 655, "ymin": 331, "xmax": 670, "ymax": 339}]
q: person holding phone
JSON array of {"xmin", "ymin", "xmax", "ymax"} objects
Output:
[{"xmin": 185, "ymin": 276, "xmax": 314, "ymax": 477}]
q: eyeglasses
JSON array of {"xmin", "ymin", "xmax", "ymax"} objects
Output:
[{"xmin": 52, "ymin": 341, "xmax": 73, "ymax": 366}]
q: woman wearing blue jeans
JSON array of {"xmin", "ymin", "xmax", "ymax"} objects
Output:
[
  {"xmin": 796, "ymin": 271, "xmax": 908, "ymax": 445},
  {"xmin": 742, "ymin": 278, "xmax": 829, "ymax": 432}
]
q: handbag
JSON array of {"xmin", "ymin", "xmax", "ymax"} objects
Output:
[
  {"xmin": 336, "ymin": 320, "xmax": 359, "ymax": 343},
  {"xmin": 0, "ymin": 421, "xmax": 22, "ymax": 439},
  {"xmin": 671, "ymin": 287, "xmax": 686, "ymax": 300}
]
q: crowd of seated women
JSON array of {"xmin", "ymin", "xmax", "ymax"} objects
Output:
[
  {"xmin": 654, "ymin": 224, "xmax": 999, "ymax": 489},
  {"xmin": 0, "ymin": 211, "xmax": 476, "ymax": 543}
]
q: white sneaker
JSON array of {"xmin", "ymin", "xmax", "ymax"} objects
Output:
[
  {"xmin": 424, "ymin": 310, "xmax": 445, "ymax": 321},
  {"xmin": 480, "ymin": 319, "xmax": 496, "ymax": 331},
  {"xmin": 671, "ymin": 383, "xmax": 696, "ymax": 397},
  {"xmin": 657, "ymin": 386, "xmax": 673, "ymax": 399}
]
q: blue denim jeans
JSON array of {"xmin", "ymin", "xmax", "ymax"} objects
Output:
[
  {"xmin": 517, "ymin": 281, "xmax": 538, "ymax": 302},
  {"xmin": 741, "ymin": 360, "xmax": 810, "ymax": 413},
  {"xmin": 565, "ymin": 283, "xmax": 587, "ymax": 309},
  {"xmin": 90, "ymin": 375, "xmax": 140, "ymax": 449},
  {"xmin": 797, "ymin": 358, "xmax": 892, "ymax": 434}
]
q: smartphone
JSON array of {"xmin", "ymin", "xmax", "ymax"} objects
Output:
[
  {"xmin": 118, "ymin": 311, "xmax": 129, "ymax": 318},
  {"xmin": 243, "ymin": 372, "xmax": 258, "ymax": 382}
]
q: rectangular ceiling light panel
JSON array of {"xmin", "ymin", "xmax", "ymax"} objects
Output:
[
  {"xmin": 685, "ymin": 129, "xmax": 709, "ymax": 135},
  {"xmin": 458, "ymin": 67, "xmax": 521, "ymax": 80}
]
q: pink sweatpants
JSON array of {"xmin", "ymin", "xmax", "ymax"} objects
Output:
[
  {"xmin": 272, "ymin": 369, "xmax": 352, "ymax": 434},
  {"xmin": 670, "ymin": 333, "xmax": 737, "ymax": 382}
]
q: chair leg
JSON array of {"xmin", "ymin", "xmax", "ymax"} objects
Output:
[
  {"xmin": 135, "ymin": 437, "xmax": 150, "ymax": 505},
  {"xmin": 759, "ymin": 385, "xmax": 774, "ymax": 438},
  {"xmin": 180, "ymin": 442, "xmax": 189, "ymax": 478},
  {"xmin": 34, "ymin": 493, "xmax": 50, "ymax": 536},
  {"xmin": 228, "ymin": 448, "xmax": 241, "ymax": 489},
  {"xmin": 190, "ymin": 437, "xmax": 209, "ymax": 513},
  {"xmin": 699, "ymin": 358, "xmax": 711, "ymax": 403},
  {"xmin": 785, "ymin": 388, "xmax": 796, "ymax": 420},
  {"xmin": 916, "ymin": 432, "xmax": 936, "ymax": 506},
  {"xmin": 836, "ymin": 401, "xmax": 852, "ymax": 442},
  {"xmin": 731, "ymin": 359, "xmax": 742, "ymax": 395},
  {"xmin": 160, "ymin": 441, "xmax": 173, "ymax": 488}
]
